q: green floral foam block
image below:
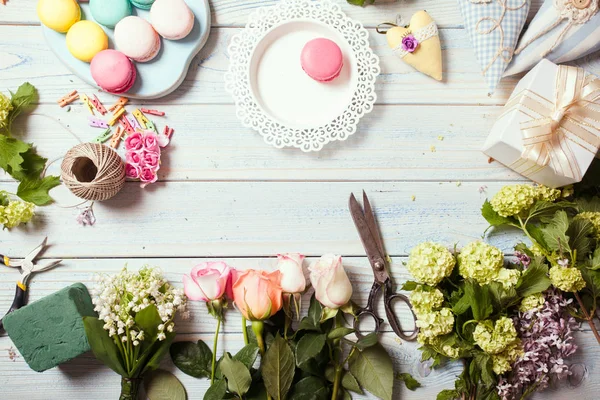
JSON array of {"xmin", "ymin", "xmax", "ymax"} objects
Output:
[{"xmin": 3, "ymin": 283, "xmax": 97, "ymax": 372}]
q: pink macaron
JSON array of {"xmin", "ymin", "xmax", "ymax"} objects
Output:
[
  {"xmin": 91, "ymin": 49, "xmax": 137, "ymax": 94},
  {"xmin": 300, "ymin": 38, "xmax": 343, "ymax": 82},
  {"xmin": 150, "ymin": 0, "xmax": 194, "ymax": 40},
  {"xmin": 114, "ymin": 16, "xmax": 161, "ymax": 62}
]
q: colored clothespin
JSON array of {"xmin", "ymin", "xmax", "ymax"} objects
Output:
[
  {"xmin": 57, "ymin": 90, "xmax": 79, "ymax": 107},
  {"xmin": 140, "ymin": 108, "xmax": 165, "ymax": 116},
  {"xmin": 110, "ymin": 126, "xmax": 125, "ymax": 148},
  {"xmin": 80, "ymin": 94, "xmax": 95, "ymax": 115},
  {"xmin": 126, "ymin": 114, "xmax": 141, "ymax": 130},
  {"xmin": 92, "ymin": 127, "xmax": 113, "ymax": 143},
  {"xmin": 88, "ymin": 116, "xmax": 109, "ymax": 129},
  {"xmin": 132, "ymin": 109, "xmax": 149, "ymax": 129},
  {"xmin": 108, "ymin": 97, "xmax": 128, "ymax": 112},
  {"xmin": 119, "ymin": 116, "xmax": 135, "ymax": 134},
  {"xmin": 108, "ymin": 107, "xmax": 125, "ymax": 126},
  {"xmin": 163, "ymin": 126, "xmax": 174, "ymax": 139},
  {"xmin": 145, "ymin": 120, "xmax": 158, "ymax": 134},
  {"xmin": 90, "ymin": 94, "xmax": 107, "ymax": 115}
]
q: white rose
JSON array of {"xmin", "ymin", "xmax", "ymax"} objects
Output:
[
  {"xmin": 277, "ymin": 253, "xmax": 307, "ymax": 293},
  {"xmin": 309, "ymin": 254, "xmax": 353, "ymax": 309}
]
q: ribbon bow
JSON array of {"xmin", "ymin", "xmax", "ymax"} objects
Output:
[{"xmin": 513, "ymin": 66, "xmax": 600, "ymax": 180}]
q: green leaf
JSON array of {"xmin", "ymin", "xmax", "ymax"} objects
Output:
[
  {"xmin": 82, "ymin": 316, "xmax": 126, "ymax": 376},
  {"xmin": 299, "ymin": 295, "xmax": 323, "ymax": 332},
  {"xmin": 396, "ymin": 373, "xmax": 421, "ymax": 391},
  {"xmin": 451, "ymin": 292, "xmax": 471, "ymax": 315},
  {"xmin": 233, "ymin": 343, "xmax": 260, "ymax": 370},
  {"xmin": 437, "ymin": 389, "xmax": 460, "ymax": 400},
  {"xmin": 246, "ymin": 383, "xmax": 269, "ymax": 400},
  {"xmin": 289, "ymin": 376, "xmax": 330, "ymax": 400},
  {"xmin": 220, "ymin": 353, "xmax": 252, "ymax": 396},
  {"xmin": 473, "ymin": 352, "xmax": 495, "ymax": 386},
  {"xmin": 401, "ymin": 281, "xmax": 419, "ymax": 291},
  {"xmin": 327, "ymin": 327, "xmax": 355, "ymax": 340},
  {"xmin": 568, "ymin": 218, "xmax": 595, "ymax": 259},
  {"xmin": 262, "ymin": 334, "xmax": 295, "ymax": 400},
  {"xmin": 348, "ymin": 343, "xmax": 394, "ymax": 400},
  {"xmin": 295, "ymin": 333, "xmax": 326, "ymax": 366},
  {"xmin": 169, "ymin": 340, "xmax": 212, "ymax": 378},
  {"xmin": 516, "ymin": 258, "xmax": 551, "ymax": 297},
  {"xmin": 0, "ymin": 135, "xmax": 30, "ymax": 175},
  {"xmin": 12, "ymin": 147, "xmax": 47, "ymax": 180},
  {"xmin": 590, "ymin": 248, "xmax": 600, "ymax": 270},
  {"xmin": 541, "ymin": 210, "xmax": 570, "ymax": 252},
  {"xmin": 143, "ymin": 369, "xmax": 187, "ymax": 400},
  {"xmin": 465, "ymin": 281, "xmax": 492, "ymax": 321},
  {"xmin": 320, "ymin": 307, "xmax": 338, "ymax": 323},
  {"xmin": 142, "ymin": 332, "xmax": 176, "ymax": 374},
  {"xmin": 203, "ymin": 379, "xmax": 227, "ymax": 400},
  {"xmin": 16, "ymin": 176, "xmax": 60, "ymax": 205},
  {"xmin": 527, "ymin": 200, "xmax": 576, "ymax": 221},
  {"xmin": 481, "ymin": 200, "xmax": 512, "ymax": 226},
  {"xmin": 10, "ymin": 82, "xmax": 37, "ymax": 116},
  {"xmin": 135, "ymin": 304, "xmax": 161, "ymax": 340},
  {"xmin": 355, "ymin": 332, "xmax": 379, "ymax": 350},
  {"xmin": 0, "ymin": 191, "xmax": 9, "ymax": 206},
  {"xmin": 325, "ymin": 366, "xmax": 363, "ymax": 394},
  {"xmin": 527, "ymin": 225, "xmax": 549, "ymax": 250}
]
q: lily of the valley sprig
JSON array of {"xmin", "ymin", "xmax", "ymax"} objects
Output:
[{"xmin": 171, "ymin": 253, "xmax": 403, "ymax": 400}]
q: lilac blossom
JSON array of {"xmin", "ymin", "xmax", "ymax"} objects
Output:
[
  {"xmin": 497, "ymin": 289, "xmax": 579, "ymax": 400},
  {"xmin": 514, "ymin": 251, "xmax": 531, "ymax": 268}
]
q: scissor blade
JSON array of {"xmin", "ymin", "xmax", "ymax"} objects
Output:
[
  {"xmin": 349, "ymin": 194, "xmax": 388, "ymax": 281},
  {"xmin": 24, "ymin": 237, "xmax": 47, "ymax": 264},
  {"xmin": 362, "ymin": 191, "xmax": 385, "ymax": 258}
]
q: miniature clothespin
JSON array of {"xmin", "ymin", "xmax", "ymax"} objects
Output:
[
  {"xmin": 119, "ymin": 116, "xmax": 135, "ymax": 134},
  {"xmin": 108, "ymin": 107, "xmax": 125, "ymax": 126},
  {"xmin": 163, "ymin": 126, "xmax": 174, "ymax": 139},
  {"xmin": 110, "ymin": 126, "xmax": 125, "ymax": 148},
  {"xmin": 145, "ymin": 120, "xmax": 158, "ymax": 134},
  {"xmin": 88, "ymin": 116, "xmax": 109, "ymax": 129},
  {"xmin": 132, "ymin": 109, "xmax": 149, "ymax": 129},
  {"xmin": 57, "ymin": 90, "xmax": 79, "ymax": 107},
  {"xmin": 108, "ymin": 97, "xmax": 128, "ymax": 112},
  {"xmin": 80, "ymin": 94, "xmax": 96, "ymax": 115},
  {"xmin": 90, "ymin": 95, "xmax": 107, "ymax": 115},
  {"xmin": 140, "ymin": 108, "xmax": 165, "ymax": 116},
  {"xmin": 93, "ymin": 127, "xmax": 113, "ymax": 143},
  {"xmin": 126, "ymin": 114, "xmax": 141, "ymax": 130}
]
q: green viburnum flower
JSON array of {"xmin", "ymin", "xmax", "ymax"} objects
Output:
[
  {"xmin": 519, "ymin": 293, "xmax": 545, "ymax": 313},
  {"xmin": 424, "ymin": 336, "xmax": 460, "ymax": 358},
  {"xmin": 415, "ymin": 308, "xmax": 454, "ymax": 343},
  {"xmin": 0, "ymin": 200, "xmax": 35, "ymax": 229},
  {"xmin": 535, "ymin": 186, "xmax": 561, "ymax": 202},
  {"xmin": 457, "ymin": 241, "xmax": 504, "ymax": 285},
  {"xmin": 491, "ymin": 340, "xmax": 523, "ymax": 375},
  {"xmin": 473, "ymin": 317, "xmax": 518, "ymax": 355},
  {"xmin": 549, "ymin": 265, "xmax": 586, "ymax": 292},
  {"xmin": 410, "ymin": 285, "xmax": 444, "ymax": 316},
  {"xmin": 493, "ymin": 268, "xmax": 521, "ymax": 289},
  {"xmin": 490, "ymin": 184, "xmax": 539, "ymax": 217},
  {"xmin": 406, "ymin": 242, "xmax": 455, "ymax": 286},
  {"xmin": 0, "ymin": 92, "xmax": 13, "ymax": 130},
  {"xmin": 575, "ymin": 212, "xmax": 600, "ymax": 239}
]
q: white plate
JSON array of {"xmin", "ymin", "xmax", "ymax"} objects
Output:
[
  {"xmin": 41, "ymin": 0, "xmax": 211, "ymax": 99},
  {"xmin": 225, "ymin": 0, "xmax": 380, "ymax": 152},
  {"xmin": 250, "ymin": 20, "xmax": 358, "ymax": 130}
]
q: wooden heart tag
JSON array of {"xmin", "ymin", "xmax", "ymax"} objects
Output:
[{"xmin": 384, "ymin": 11, "xmax": 443, "ymax": 81}]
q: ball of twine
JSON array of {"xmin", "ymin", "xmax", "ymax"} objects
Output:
[{"xmin": 61, "ymin": 143, "xmax": 126, "ymax": 201}]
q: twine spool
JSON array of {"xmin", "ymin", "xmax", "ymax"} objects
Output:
[{"xmin": 61, "ymin": 143, "xmax": 125, "ymax": 201}]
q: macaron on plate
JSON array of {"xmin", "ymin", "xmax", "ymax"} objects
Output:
[
  {"xmin": 40, "ymin": 0, "xmax": 210, "ymax": 99},
  {"xmin": 225, "ymin": 0, "xmax": 380, "ymax": 152}
]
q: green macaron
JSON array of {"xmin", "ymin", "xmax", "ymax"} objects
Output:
[
  {"xmin": 89, "ymin": 0, "xmax": 132, "ymax": 29},
  {"xmin": 130, "ymin": 0, "xmax": 156, "ymax": 10}
]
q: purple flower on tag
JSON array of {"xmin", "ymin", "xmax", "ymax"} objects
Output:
[{"xmin": 402, "ymin": 34, "xmax": 419, "ymax": 53}]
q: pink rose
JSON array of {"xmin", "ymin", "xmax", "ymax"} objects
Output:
[
  {"xmin": 139, "ymin": 167, "xmax": 157, "ymax": 187},
  {"xmin": 309, "ymin": 254, "xmax": 352, "ymax": 309},
  {"xmin": 125, "ymin": 132, "xmax": 143, "ymax": 151},
  {"xmin": 277, "ymin": 253, "xmax": 306, "ymax": 293},
  {"xmin": 126, "ymin": 150, "xmax": 142, "ymax": 166},
  {"xmin": 141, "ymin": 150, "xmax": 160, "ymax": 170},
  {"xmin": 125, "ymin": 163, "xmax": 141, "ymax": 179},
  {"xmin": 143, "ymin": 132, "xmax": 159, "ymax": 152},
  {"xmin": 183, "ymin": 261, "xmax": 235, "ymax": 302}
]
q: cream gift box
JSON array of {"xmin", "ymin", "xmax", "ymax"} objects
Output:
[{"xmin": 482, "ymin": 59, "xmax": 600, "ymax": 188}]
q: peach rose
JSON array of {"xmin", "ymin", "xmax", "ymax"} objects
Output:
[
  {"xmin": 232, "ymin": 269, "xmax": 283, "ymax": 320},
  {"xmin": 308, "ymin": 254, "xmax": 353, "ymax": 309}
]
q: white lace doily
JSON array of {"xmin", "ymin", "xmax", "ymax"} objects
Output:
[{"xmin": 224, "ymin": 0, "xmax": 380, "ymax": 152}]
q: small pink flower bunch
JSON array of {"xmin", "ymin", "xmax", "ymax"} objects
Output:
[{"xmin": 124, "ymin": 130, "xmax": 168, "ymax": 188}]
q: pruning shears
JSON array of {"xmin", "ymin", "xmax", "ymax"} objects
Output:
[{"xmin": 0, "ymin": 237, "xmax": 62, "ymax": 332}]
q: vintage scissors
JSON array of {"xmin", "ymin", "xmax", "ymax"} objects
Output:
[
  {"xmin": 349, "ymin": 191, "xmax": 418, "ymax": 341},
  {"xmin": 0, "ymin": 237, "xmax": 62, "ymax": 331}
]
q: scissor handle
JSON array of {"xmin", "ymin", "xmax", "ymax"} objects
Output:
[
  {"xmin": 383, "ymin": 290, "xmax": 418, "ymax": 341},
  {"xmin": 0, "ymin": 285, "xmax": 27, "ymax": 332},
  {"xmin": 354, "ymin": 282, "xmax": 384, "ymax": 339}
]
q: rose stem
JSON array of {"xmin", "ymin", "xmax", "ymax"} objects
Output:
[
  {"xmin": 211, "ymin": 317, "xmax": 221, "ymax": 385},
  {"xmin": 242, "ymin": 317, "xmax": 249, "ymax": 345}
]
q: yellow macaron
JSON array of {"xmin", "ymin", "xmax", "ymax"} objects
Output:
[
  {"xmin": 66, "ymin": 21, "xmax": 109, "ymax": 63},
  {"xmin": 37, "ymin": 0, "xmax": 81, "ymax": 33}
]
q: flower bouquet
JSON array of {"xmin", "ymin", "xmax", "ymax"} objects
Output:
[
  {"xmin": 403, "ymin": 235, "xmax": 579, "ymax": 400},
  {"xmin": 171, "ymin": 254, "xmax": 411, "ymax": 400},
  {"xmin": 124, "ymin": 131, "xmax": 167, "ymax": 188},
  {"xmin": 84, "ymin": 266, "xmax": 187, "ymax": 399}
]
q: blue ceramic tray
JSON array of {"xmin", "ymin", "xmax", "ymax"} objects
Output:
[{"xmin": 41, "ymin": 0, "xmax": 211, "ymax": 99}]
